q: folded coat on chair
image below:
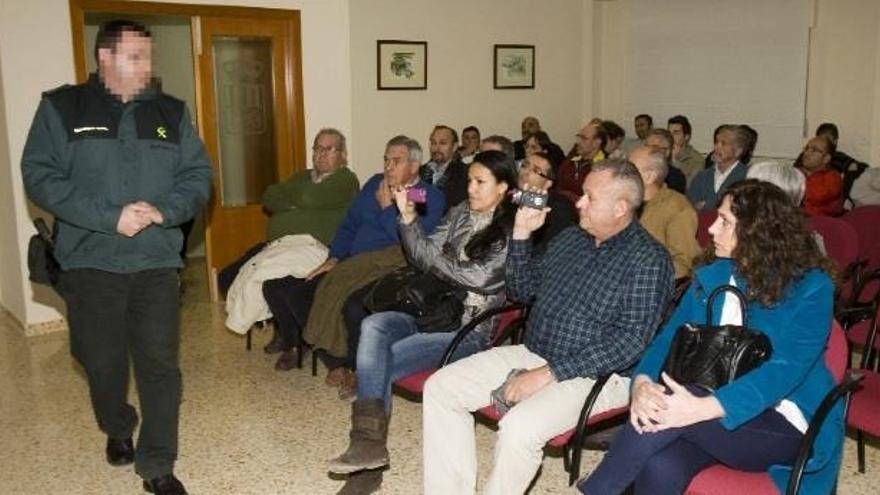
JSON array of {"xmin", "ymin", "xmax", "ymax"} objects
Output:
[{"xmin": 224, "ymin": 234, "xmax": 328, "ymax": 334}]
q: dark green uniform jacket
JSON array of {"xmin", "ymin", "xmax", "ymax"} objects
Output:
[{"xmin": 21, "ymin": 73, "xmax": 213, "ymax": 273}]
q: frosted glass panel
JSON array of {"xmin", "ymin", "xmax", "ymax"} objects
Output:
[{"xmin": 213, "ymin": 36, "xmax": 277, "ymax": 206}]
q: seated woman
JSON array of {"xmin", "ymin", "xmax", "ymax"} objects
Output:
[
  {"xmin": 579, "ymin": 179, "xmax": 840, "ymax": 495},
  {"xmin": 327, "ymin": 150, "xmax": 517, "ymax": 494}
]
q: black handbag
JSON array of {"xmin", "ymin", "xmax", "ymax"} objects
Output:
[
  {"xmin": 662, "ymin": 285, "xmax": 772, "ymax": 391},
  {"xmin": 27, "ymin": 218, "xmax": 60, "ymax": 286},
  {"xmin": 364, "ymin": 265, "xmax": 466, "ymax": 333}
]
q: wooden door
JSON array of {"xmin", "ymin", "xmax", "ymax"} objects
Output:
[{"xmin": 195, "ymin": 15, "xmax": 306, "ymax": 299}]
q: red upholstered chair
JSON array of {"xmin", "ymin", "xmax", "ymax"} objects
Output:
[
  {"xmin": 685, "ymin": 320, "xmax": 860, "ymax": 495},
  {"xmin": 392, "ymin": 302, "xmax": 528, "ymax": 398},
  {"xmin": 696, "ymin": 210, "xmax": 718, "ymax": 249},
  {"xmin": 842, "ymin": 271, "xmax": 880, "ymax": 361},
  {"xmin": 847, "ymin": 288, "xmax": 880, "ymax": 473},
  {"xmin": 841, "ymin": 206, "xmax": 880, "ymax": 305}
]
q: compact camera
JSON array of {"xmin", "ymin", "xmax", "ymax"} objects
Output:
[
  {"xmin": 406, "ymin": 187, "xmax": 428, "ymax": 204},
  {"xmin": 510, "ymin": 189, "xmax": 548, "ymax": 210}
]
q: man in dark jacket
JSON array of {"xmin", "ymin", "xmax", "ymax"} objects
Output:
[
  {"xmin": 419, "ymin": 125, "xmax": 468, "ymax": 208},
  {"xmin": 21, "ymin": 20, "xmax": 211, "ymax": 495}
]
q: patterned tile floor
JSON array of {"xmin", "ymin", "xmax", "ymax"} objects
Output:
[{"xmin": 1, "ymin": 262, "xmax": 877, "ymax": 494}]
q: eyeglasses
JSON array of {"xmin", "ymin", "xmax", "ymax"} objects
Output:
[
  {"xmin": 312, "ymin": 146, "xmax": 338, "ymax": 154},
  {"xmin": 524, "ymin": 163, "xmax": 552, "ymax": 180}
]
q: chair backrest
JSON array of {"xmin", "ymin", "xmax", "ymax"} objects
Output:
[
  {"xmin": 808, "ymin": 215, "xmax": 859, "ymax": 271},
  {"xmin": 841, "ymin": 205, "xmax": 880, "ymax": 269},
  {"xmin": 825, "ymin": 320, "xmax": 848, "ymax": 383},
  {"xmin": 489, "ymin": 307, "xmax": 524, "ymax": 345},
  {"xmin": 696, "ymin": 209, "xmax": 718, "ymax": 249}
]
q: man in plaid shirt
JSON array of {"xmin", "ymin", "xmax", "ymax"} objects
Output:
[{"xmin": 422, "ymin": 159, "xmax": 675, "ymax": 495}]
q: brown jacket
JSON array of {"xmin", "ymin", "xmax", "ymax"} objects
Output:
[{"xmin": 640, "ymin": 186, "xmax": 701, "ymax": 279}]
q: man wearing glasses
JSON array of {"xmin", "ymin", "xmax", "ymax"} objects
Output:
[
  {"xmin": 219, "ymin": 128, "xmax": 360, "ymax": 370},
  {"xmin": 517, "ymin": 152, "xmax": 577, "ymax": 253},
  {"xmin": 799, "ymin": 135, "xmax": 843, "ymax": 216}
]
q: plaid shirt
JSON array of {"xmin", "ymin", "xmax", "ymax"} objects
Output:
[{"xmin": 506, "ymin": 221, "xmax": 674, "ymax": 381}]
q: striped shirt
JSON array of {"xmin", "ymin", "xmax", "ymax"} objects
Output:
[{"xmin": 506, "ymin": 221, "xmax": 674, "ymax": 381}]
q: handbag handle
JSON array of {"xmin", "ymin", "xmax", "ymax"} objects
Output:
[{"xmin": 705, "ymin": 284, "xmax": 749, "ymax": 327}]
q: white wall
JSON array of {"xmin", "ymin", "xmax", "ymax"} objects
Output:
[
  {"xmin": 593, "ymin": 0, "xmax": 880, "ymax": 163},
  {"xmin": 0, "ymin": 0, "xmax": 351, "ymax": 329},
  {"xmin": 348, "ymin": 0, "xmax": 586, "ymax": 175}
]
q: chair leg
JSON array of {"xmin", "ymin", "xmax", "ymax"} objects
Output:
[
  {"xmin": 857, "ymin": 430, "xmax": 866, "ymax": 473},
  {"xmin": 562, "ymin": 445, "xmax": 571, "ymax": 474},
  {"xmin": 245, "ymin": 326, "xmax": 252, "ymax": 351},
  {"xmin": 311, "ymin": 351, "xmax": 318, "ymax": 377}
]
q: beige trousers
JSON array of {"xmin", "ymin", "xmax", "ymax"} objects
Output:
[{"xmin": 422, "ymin": 345, "xmax": 630, "ymax": 495}]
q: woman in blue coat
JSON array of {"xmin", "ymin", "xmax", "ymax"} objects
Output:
[{"xmin": 579, "ymin": 179, "xmax": 842, "ymax": 495}]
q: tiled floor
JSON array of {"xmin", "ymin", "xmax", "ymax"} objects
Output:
[{"xmin": 1, "ymin": 262, "xmax": 878, "ymax": 494}]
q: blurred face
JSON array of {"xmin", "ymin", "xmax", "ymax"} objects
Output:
[
  {"xmin": 521, "ymin": 117, "xmax": 540, "ymax": 138},
  {"xmin": 645, "ymin": 134, "xmax": 672, "ymax": 161},
  {"xmin": 518, "ymin": 155, "xmax": 553, "ymax": 190},
  {"xmin": 575, "ymin": 124, "xmax": 601, "ymax": 157},
  {"xmin": 668, "ymin": 123, "xmax": 689, "ymax": 147},
  {"xmin": 708, "ymin": 195, "xmax": 738, "ymax": 258},
  {"xmin": 606, "ymin": 135, "xmax": 624, "ymax": 154},
  {"xmin": 312, "ymin": 133, "xmax": 346, "ymax": 174},
  {"xmin": 384, "ymin": 144, "xmax": 418, "ymax": 187},
  {"xmin": 635, "ymin": 117, "xmax": 652, "ymax": 140},
  {"xmin": 575, "ymin": 169, "xmax": 625, "ymax": 242},
  {"xmin": 462, "ymin": 130, "xmax": 480, "ymax": 155},
  {"xmin": 430, "ymin": 128, "xmax": 456, "ymax": 163},
  {"xmin": 713, "ymin": 130, "xmax": 740, "ymax": 167},
  {"xmin": 524, "ymin": 135, "xmax": 544, "ymax": 156},
  {"xmin": 628, "ymin": 147, "xmax": 657, "ymax": 190},
  {"xmin": 98, "ymin": 30, "xmax": 152, "ymax": 99},
  {"xmin": 468, "ymin": 162, "xmax": 509, "ymax": 213},
  {"xmin": 801, "ymin": 137, "xmax": 831, "ymax": 174}
]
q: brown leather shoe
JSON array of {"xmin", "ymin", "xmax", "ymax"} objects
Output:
[
  {"xmin": 326, "ymin": 367, "xmax": 349, "ymax": 387},
  {"xmin": 274, "ymin": 347, "xmax": 302, "ymax": 371},
  {"xmin": 263, "ymin": 327, "xmax": 289, "ymax": 354}
]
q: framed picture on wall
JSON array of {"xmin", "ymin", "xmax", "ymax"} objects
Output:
[
  {"xmin": 493, "ymin": 44, "xmax": 535, "ymax": 89},
  {"xmin": 377, "ymin": 40, "xmax": 428, "ymax": 90}
]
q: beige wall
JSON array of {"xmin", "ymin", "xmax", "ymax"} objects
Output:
[
  {"xmin": 348, "ymin": 0, "xmax": 587, "ymax": 175},
  {"xmin": 593, "ymin": 0, "xmax": 880, "ymax": 164}
]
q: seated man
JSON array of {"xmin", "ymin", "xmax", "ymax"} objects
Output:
[
  {"xmin": 799, "ymin": 135, "xmax": 843, "ymax": 216},
  {"xmin": 480, "ymin": 134, "xmax": 515, "ymax": 159},
  {"xmin": 458, "ymin": 125, "xmax": 481, "ymax": 164},
  {"xmin": 667, "ymin": 114, "xmax": 704, "ymax": 186},
  {"xmin": 419, "ymin": 124, "xmax": 468, "ymax": 208},
  {"xmin": 630, "ymin": 146, "xmax": 700, "ymax": 278},
  {"xmin": 687, "ymin": 124, "xmax": 749, "ymax": 211},
  {"xmin": 422, "ymin": 159, "xmax": 674, "ymax": 495},
  {"xmin": 513, "ymin": 115, "xmax": 542, "ymax": 160},
  {"xmin": 217, "ymin": 128, "xmax": 358, "ymax": 297},
  {"xmin": 621, "ymin": 113, "xmax": 653, "ymax": 154},
  {"xmin": 517, "ymin": 152, "xmax": 577, "ymax": 253},
  {"xmin": 555, "ymin": 122, "xmax": 607, "ymax": 205},
  {"xmin": 263, "ymin": 136, "xmax": 445, "ymax": 371},
  {"xmin": 644, "ymin": 128, "xmax": 687, "ymax": 194}
]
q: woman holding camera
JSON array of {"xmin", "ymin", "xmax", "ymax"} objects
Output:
[
  {"xmin": 327, "ymin": 150, "xmax": 518, "ymax": 493},
  {"xmin": 578, "ymin": 180, "xmax": 840, "ymax": 495}
]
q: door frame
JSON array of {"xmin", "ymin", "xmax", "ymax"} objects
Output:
[{"xmin": 68, "ymin": 0, "xmax": 307, "ymax": 297}]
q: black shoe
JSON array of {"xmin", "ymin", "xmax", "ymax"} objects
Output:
[
  {"xmin": 143, "ymin": 474, "xmax": 188, "ymax": 495},
  {"xmin": 105, "ymin": 437, "xmax": 134, "ymax": 466}
]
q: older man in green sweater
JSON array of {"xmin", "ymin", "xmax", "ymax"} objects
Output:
[{"xmin": 218, "ymin": 128, "xmax": 359, "ymax": 300}]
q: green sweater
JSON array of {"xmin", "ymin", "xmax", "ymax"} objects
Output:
[{"xmin": 262, "ymin": 168, "xmax": 360, "ymax": 244}]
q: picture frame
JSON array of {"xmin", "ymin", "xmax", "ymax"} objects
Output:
[
  {"xmin": 377, "ymin": 40, "xmax": 428, "ymax": 90},
  {"xmin": 493, "ymin": 44, "xmax": 535, "ymax": 89}
]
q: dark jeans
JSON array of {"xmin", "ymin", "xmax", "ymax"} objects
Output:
[
  {"xmin": 58, "ymin": 268, "xmax": 181, "ymax": 480},
  {"xmin": 261, "ymin": 274, "xmax": 324, "ymax": 348},
  {"xmin": 317, "ymin": 281, "xmax": 375, "ymax": 370},
  {"xmin": 217, "ymin": 242, "xmax": 267, "ymax": 297},
  {"xmin": 579, "ymin": 405, "xmax": 803, "ymax": 495}
]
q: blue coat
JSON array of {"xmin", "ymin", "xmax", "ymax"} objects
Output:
[
  {"xmin": 635, "ymin": 259, "xmax": 842, "ymax": 495},
  {"xmin": 686, "ymin": 161, "xmax": 748, "ymax": 211}
]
